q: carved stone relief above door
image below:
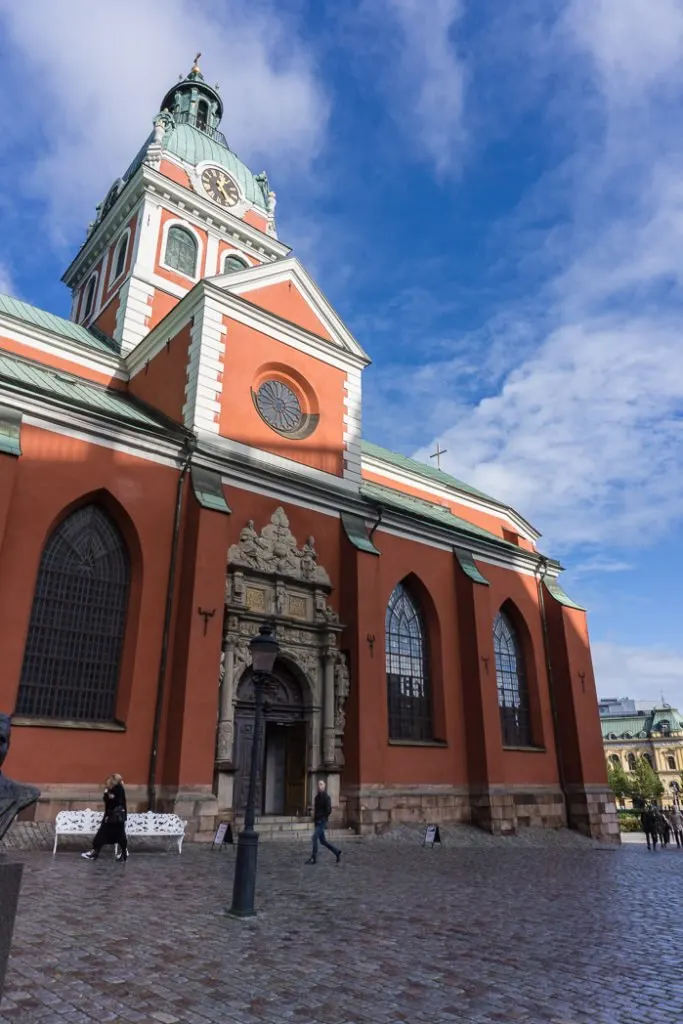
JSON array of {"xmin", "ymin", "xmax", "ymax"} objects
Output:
[{"xmin": 215, "ymin": 507, "xmax": 350, "ymax": 815}]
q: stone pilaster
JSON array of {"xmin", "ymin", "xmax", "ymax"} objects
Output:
[{"xmin": 565, "ymin": 784, "xmax": 620, "ymax": 843}]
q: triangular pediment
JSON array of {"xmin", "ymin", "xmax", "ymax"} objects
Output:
[{"xmin": 209, "ymin": 257, "xmax": 370, "ymax": 363}]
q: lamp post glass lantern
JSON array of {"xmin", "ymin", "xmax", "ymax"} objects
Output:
[{"xmin": 228, "ymin": 624, "xmax": 279, "ymax": 918}]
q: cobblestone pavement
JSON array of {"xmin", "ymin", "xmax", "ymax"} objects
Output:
[{"xmin": 1, "ymin": 829, "xmax": 682, "ymax": 1024}]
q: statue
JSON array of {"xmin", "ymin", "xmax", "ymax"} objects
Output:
[{"xmin": 0, "ymin": 714, "xmax": 40, "ymax": 844}]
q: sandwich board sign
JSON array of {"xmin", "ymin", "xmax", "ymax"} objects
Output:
[
  {"xmin": 423, "ymin": 824, "xmax": 441, "ymax": 848},
  {"xmin": 211, "ymin": 821, "xmax": 233, "ymax": 850}
]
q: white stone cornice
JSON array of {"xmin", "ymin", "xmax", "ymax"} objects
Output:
[
  {"xmin": 0, "ymin": 315, "xmax": 126, "ymax": 381},
  {"xmin": 210, "ymin": 256, "xmax": 371, "ymax": 365},
  {"xmin": 62, "ymin": 184, "xmax": 147, "ymax": 288},
  {"xmin": 361, "ymin": 453, "xmax": 540, "ymax": 543}
]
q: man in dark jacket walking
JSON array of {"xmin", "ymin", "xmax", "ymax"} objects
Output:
[{"xmin": 306, "ymin": 779, "xmax": 341, "ymax": 865}]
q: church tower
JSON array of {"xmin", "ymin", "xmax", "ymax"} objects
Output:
[{"xmin": 62, "ymin": 55, "xmax": 288, "ymax": 356}]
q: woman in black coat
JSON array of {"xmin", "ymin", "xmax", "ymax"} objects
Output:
[{"xmin": 82, "ymin": 773, "xmax": 128, "ymax": 862}]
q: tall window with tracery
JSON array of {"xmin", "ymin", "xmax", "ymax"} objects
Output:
[
  {"xmin": 164, "ymin": 225, "xmax": 197, "ymax": 277},
  {"xmin": 494, "ymin": 609, "xmax": 532, "ymax": 747},
  {"xmin": 16, "ymin": 505, "xmax": 130, "ymax": 722},
  {"xmin": 385, "ymin": 582, "xmax": 432, "ymax": 741}
]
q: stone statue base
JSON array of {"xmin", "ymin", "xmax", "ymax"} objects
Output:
[{"xmin": 0, "ymin": 859, "xmax": 23, "ymax": 997}]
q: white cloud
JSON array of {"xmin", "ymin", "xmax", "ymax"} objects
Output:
[
  {"xmin": 593, "ymin": 640, "xmax": 683, "ymax": 711},
  {"xmin": 0, "ymin": 0, "xmax": 328, "ymax": 243},
  {"xmin": 0, "ymin": 262, "xmax": 16, "ymax": 297},
  {"xmin": 374, "ymin": 0, "xmax": 468, "ymax": 174},
  {"xmin": 397, "ymin": 0, "xmax": 683, "ymax": 549}
]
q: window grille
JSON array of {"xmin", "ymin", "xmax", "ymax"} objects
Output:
[
  {"xmin": 16, "ymin": 505, "xmax": 130, "ymax": 722},
  {"xmin": 164, "ymin": 226, "xmax": 197, "ymax": 277},
  {"xmin": 223, "ymin": 254, "xmax": 247, "ymax": 273},
  {"xmin": 494, "ymin": 609, "xmax": 532, "ymax": 747},
  {"xmin": 385, "ymin": 582, "xmax": 432, "ymax": 741}
]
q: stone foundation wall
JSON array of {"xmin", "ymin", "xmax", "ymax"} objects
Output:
[
  {"xmin": 343, "ymin": 785, "xmax": 471, "ymax": 834},
  {"xmin": 565, "ymin": 784, "xmax": 620, "ymax": 843},
  {"xmin": 469, "ymin": 785, "xmax": 566, "ymax": 835}
]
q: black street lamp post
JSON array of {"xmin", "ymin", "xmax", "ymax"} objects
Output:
[{"xmin": 228, "ymin": 624, "xmax": 279, "ymax": 918}]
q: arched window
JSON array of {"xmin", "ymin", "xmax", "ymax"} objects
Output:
[
  {"xmin": 164, "ymin": 225, "xmax": 197, "ymax": 277},
  {"xmin": 223, "ymin": 253, "xmax": 248, "ymax": 274},
  {"xmin": 667, "ymin": 755, "xmax": 676, "ymax": 770},
  {"xmin": 385, "ymin": 582, "xmax": 432, "ymax": 741},
  {"xmin": 643, "ymin": 753, "xmax": 653, "ymax": 768},
  {"xmin": 16, "ymin": 505, "xmax": 130, "ymax": 722},
  {"xmin": 608, "ymin": 754, "xmax": 620, "ymax": 767},
  {"xmin": 493, "ymin": 609, "xmax": 532, "ymax": 747},
  {"xmin": 627, "ymin": 753, "xmax": 637, "ymax": 771},
  {"xmin": 113, "ymin": 233, "xmax": 128, "ymax": 280},
  {"xmin": 197, "ymin": 100, "xmax": 209, "ymax": 131},
  {"xmin": 82, "ymin": 275, "xmax": 97, "ymax": 320}
]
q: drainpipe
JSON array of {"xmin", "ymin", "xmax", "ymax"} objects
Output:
[
  {"xmin": 535, "ymin": 555, "xmax": 572, "ymax": 828},
  {"xmin": 368, "ymin": 505, "xmax": 383, "ymax": 542},
  {"xmin": 147, "ymin": 437, "xmax": 196, "ymax": 811}
]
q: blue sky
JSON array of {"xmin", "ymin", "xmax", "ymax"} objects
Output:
[{"xmin": 0, "ymin": 0, "xmax": 682, "ymax": 708}]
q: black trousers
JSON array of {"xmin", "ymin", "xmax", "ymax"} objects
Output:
[
  {"xmin": 644, "ymin": 829, "xmax": 657, "ymax": 849},
  {"xmin": 93, "ymin": 819, "xmax": 127, "ymax": 853}
]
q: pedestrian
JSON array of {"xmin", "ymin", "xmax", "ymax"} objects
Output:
[
  {"xmin": 670, "ymin": 805, "xmax": 683, "ymax": 849},
  {"xmin": 640, "ymin": 804, "xmax": 658, "ymax": 850},
  {"xmin": 305, "ymin": 779, "xmax": 342, "ymax": 865},
  {"xmin": 82, "ymin": 773, "xmax": 128, "ymax": 862},
  {"xmin": 657, "ymin": 807, "xmax": 671, "ymax": 848}
]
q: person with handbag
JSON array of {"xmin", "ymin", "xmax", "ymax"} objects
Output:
[{"xmin": 82, "ymin": 773, "xmax": 128, "ymax": 862}]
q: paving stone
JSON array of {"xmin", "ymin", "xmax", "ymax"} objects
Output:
[{"xmin": 0, "ymin": 836, "xmax": 681, "ymax": 1023}]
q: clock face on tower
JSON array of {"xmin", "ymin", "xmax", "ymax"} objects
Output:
[{"xmin": 200, "ymin": 167, "xmax": 240, "ymax": 207}]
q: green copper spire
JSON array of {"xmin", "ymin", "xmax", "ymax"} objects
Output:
[{"xmin": 160, "ymin": 53, "xmax": 224, "ymax": 135}]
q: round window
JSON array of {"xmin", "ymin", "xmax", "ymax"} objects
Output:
[{"xmin": 255, "ymin": 379, "xmax": 303, "ymax": 434}]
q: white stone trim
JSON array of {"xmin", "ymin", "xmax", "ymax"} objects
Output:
[
  {"xmin": 361, "ymin": 455, "xmax": 540, "ymax": 542},
  {"xmin": 133, "ymin": 195, "xmax": 162, "ymax": 274},
  {"xmin": 182, "ymin": 295, "xmax": 227, "ymax": 433},
  {"xmin": 118, "ymin": 276, "xmax": 155, "ymax": 356},
  {"xmin": 218, "ymin": 471, "xmax": 341, "ymax": 519},
  {"xmin": 342, "ymin": 367, "xmax": 362, "ymax": 486},
  {"xmin": 0, "ymin": 316, "xmax": 125, "ymax": 380},
  {"xmin": 159, "ymin": 217, "xmax": 204, "ymax": 283},
  {"xmin": 205, "ymin": 232, "xmax": 220, "ymax": 277},
  {"xmin": 212, "ymin": 256, "xmax": 370, "ymax": 364},
  {"xmin": 108, "ymin": 226, "xmax": 132, "ymax": 288}
]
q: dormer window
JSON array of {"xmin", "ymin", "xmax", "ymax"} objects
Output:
[
  {"xmin": 223, "ymin": 253, "xmax": 248, "ymax": 274},
  {"xmin": 164, "ymin": 225, "xmax": 197, "ymax": 278},
  {"xmin": 82, "ymin": 275, "xmax": 97, "ymax": 320},
  {"xmin": 197, "ymin": 100, "xmax": 209, "ymax": 132}
]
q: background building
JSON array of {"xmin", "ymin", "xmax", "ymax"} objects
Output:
[
  {"xmin": 0, "ymin": 60, "xmax": 616, "ymax": 842},
  {"xmin": 601, "ymin": 702, "xmax": 683, "ymax": 805}
]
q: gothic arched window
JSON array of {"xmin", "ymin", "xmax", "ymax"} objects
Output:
[
  {"xmin": 223, "ymin": 253, "xmax": 248, "ymax": 274},
  {"xmin": 627, "ymin": 753, "xmax": 637, "ymax": 771},
  {"xmin": 83, "ymin": 275, "xmax": 97, "ymax": 320},
  {"xmin": 385, "ymin": 582, "xmax": 432, "ymax": 741},
  {"xmin": 164, "ymin": 225, "xmax": 197, "ymax": 277},
  {"xmin": 16, "ymin": 505, "xmax": 130, "ymax": 722},
  {"xmin": 114, "ymin": 233, "xmax": 128, "ymax": 280},
  {"xmin": 494, "ymin": 609, "xmax": 532, "ymax": 747}
]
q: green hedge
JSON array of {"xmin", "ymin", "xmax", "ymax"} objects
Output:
[{"xmin": 618, "ymin": 814, "xmax": 642, "ymax": 833}]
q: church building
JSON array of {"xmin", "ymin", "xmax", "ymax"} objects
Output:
[{"xmin": 0, "ymin": 60, "xmax": 617, "ymax": 841}]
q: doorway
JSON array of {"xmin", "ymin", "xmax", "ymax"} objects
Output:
[
  {"xmin": 263, "ymin": 722, "xmax": 307, "ymax": 815},
  {"xmin": 232, "ymin": 661, "xmax": 307, "ymax": 817}
]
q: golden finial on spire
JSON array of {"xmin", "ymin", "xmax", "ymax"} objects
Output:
[{"xmin": 191, "ymin": 51, "xmax": 202, "ymax": 74}]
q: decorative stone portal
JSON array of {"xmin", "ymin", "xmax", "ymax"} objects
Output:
[
  {"xmin": 233, "ymin": 664, "xmax": 308, "ymax": 816},
  {"xmin": 216, "ymin": 508, "xmax": 350, "ymax": 821}
]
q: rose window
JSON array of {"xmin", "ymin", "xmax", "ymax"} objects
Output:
[{"xmin": 255, "ymin": 380, "xmax": 303, "ymax": 434}]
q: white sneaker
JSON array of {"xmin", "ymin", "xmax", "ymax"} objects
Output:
[{"xmin": 81, "ymin": 850, "xmax": 97, "ymax": 860}]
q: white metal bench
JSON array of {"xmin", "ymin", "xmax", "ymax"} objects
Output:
[{"xmin": 53, "ymin": 809, "xmax": 187, "ymax": 855}]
